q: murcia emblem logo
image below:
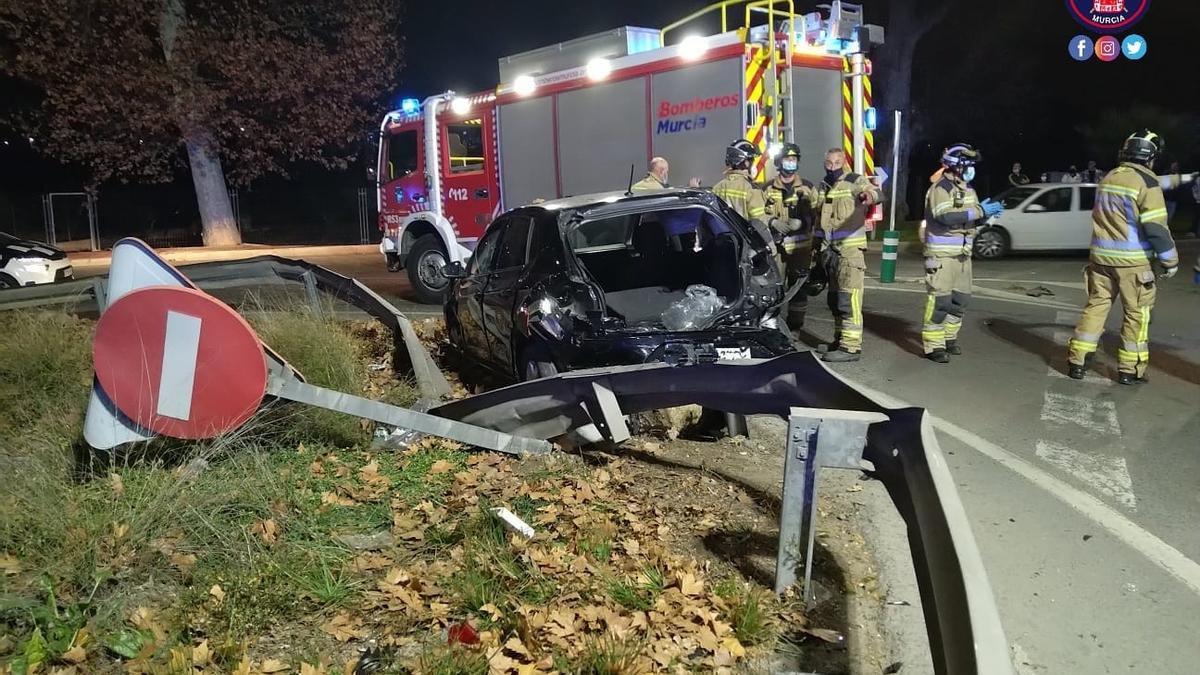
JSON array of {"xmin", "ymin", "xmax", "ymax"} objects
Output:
[{"xmin": 1065, "ymin": 0, "xmax": 1151, "ymax": 33}]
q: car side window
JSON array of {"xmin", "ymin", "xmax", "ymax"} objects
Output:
[
  {"xmin": 1026, "ymin": 187, "xmax": 1072, "ymax": 213},
  {"xmin": 494, "ymin": 216, "xmax": 532, "ymax": 270},
  {"xmin": 1078, "ymin": 187, "xmax": 1096, "ymax": 211},
  {"xmin": 470, "ymin": 218, "xmax": 507, "ymax": 275}
]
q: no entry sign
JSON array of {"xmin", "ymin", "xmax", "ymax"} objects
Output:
[{"xmin": 93, "ymin": 286, "xmax": 268, "ymax": 439}]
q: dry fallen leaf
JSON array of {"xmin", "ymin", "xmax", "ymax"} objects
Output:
[
  {"xmin": 61, "ymin": 645, "xmax": 87, "ymax": 663},
  {"xmin": 170, "ymin": 553, "xmax": 197, "ymax": 574},
  {"xmin": 253, "ymin": 518, "xmax": 280, "ymax": 545},
  {"xmin": 678, "ymin": 572, "xmax": 704, "ymax": 597},
  {"xmin": 321, "ymin": 491, "xmax": 357, "ymax": 507},
  {"xmin": 130, "ymin": 606, "xmax": 166, "ymax": 643},
  {"xmin": 320, "ymin": 613, "xmax": 367, "ymax": 642},
  {"xmin": 192, "ymin": 640, "xmax": 211, "ymax": 666},
  {"xmin": 209, "ymin": 584, "xmax": 226, "ymax": 604},
  {"xmin": 429, "ymin": 459, "xmax": 455, "ymax": 474},
  {"xmin": 0, "ymin": 553, "xmax": 20, "ymax": 576}
]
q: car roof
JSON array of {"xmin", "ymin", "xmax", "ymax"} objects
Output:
[{"xmin": 517, "ymin": 188, "xmax": 713, "ymax": 213}]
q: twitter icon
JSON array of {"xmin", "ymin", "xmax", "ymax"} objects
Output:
[{"xmin": 1122, "ymin": 34, "xmax": 1147, "ymax": 61}]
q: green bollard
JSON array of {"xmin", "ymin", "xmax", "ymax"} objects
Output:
[{"xmin": 880, "ymin": 231, "xmax": 899, "ymax": 283}]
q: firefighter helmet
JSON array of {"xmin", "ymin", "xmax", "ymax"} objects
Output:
[
  {"xmin": 941, "ymin": 143, "xmax": 981, "ymax": 169},
  {"xmin": 1119, "ymin": 129, "xmax": 1162, "ymax": 166},
  {"xmin": 774, "ymin": 143, "xmax": 802, "ymax": 175},
  {"xmin": 726, "ymin": 139, "xmax": 761, "ymax": 169}
]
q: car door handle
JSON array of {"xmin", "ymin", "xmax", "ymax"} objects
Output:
[{"xmin": 474, "ymin": 188, "xmax": 489, "ymax": 199}]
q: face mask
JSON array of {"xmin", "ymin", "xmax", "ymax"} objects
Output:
[
  {"xmin": 781, "ymin": 159, "xmax": 798, "ymax": 174},
  {"xmin": 964, "ymin": 166, "xmax": 976, "ymax": 183},
  {"xmin": 825, "ymin": 168, "xmax": 842, "ymax": 183}
]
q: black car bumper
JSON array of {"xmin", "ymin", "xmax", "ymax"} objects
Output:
[{"xmin": 567, "ymin": 326, "xmax": 794, "ymax": 369}]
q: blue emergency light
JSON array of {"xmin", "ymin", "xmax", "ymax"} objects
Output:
[
  {"xmin": 400, "ymin": 98, "xmax": 420, "ymax": 115},
  {"xmin": 864, "ymin": 107, "xmax": 878, "ymax": 131}
]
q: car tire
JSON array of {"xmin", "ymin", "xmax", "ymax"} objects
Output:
[
  {"xmin": 0, "ymin": 272, "xmax": 19, "ymax": 289},
  {"xmin": 973, "ymin": 227, "xmax": 1010, "ymax": 259},
  {"xmin": 519, "ymin": 342, "xmax": 559, "ymax": 382},
  {"xmin": 405, "ymin": 234, "xmax": 450, "ymax": 305}
]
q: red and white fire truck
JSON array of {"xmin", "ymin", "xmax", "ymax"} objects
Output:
[{"xmin": 373, "ymin": 0, "xmax": 884, "ymax": 303}]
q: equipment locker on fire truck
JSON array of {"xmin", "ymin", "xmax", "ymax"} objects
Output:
[{"xmin": 374, "ymin": 0, "xmax": 883, "ymax": 304}]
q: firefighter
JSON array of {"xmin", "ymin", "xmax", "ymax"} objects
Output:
[
  {"xmin": 921, "ymin": 144, "xmax": 1004, "ymax": 363},
  {"xmin": 1067, "ymin": 130, "xmax": 1180, "ymax": 385},
  {"xmin": 631, "ymin": 157, "xmax": 699, "ymax": 192},
  {"xmin": 713, "ymin": 139, "xmax": 772, "ymax": 245},
  {"xmin": 764, "ymin": 143, "xmax": 820, "ymax": 330},
  {"xmin": 813, "ymin": 148, "xmax": 879, "ymax": 362}
]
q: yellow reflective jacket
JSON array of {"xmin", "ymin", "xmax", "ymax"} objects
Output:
[
  {"xmin": 816, "ymin": 170, "xmax": 878, "ymax": 252},
  {"xmin": 765, "ymin": 176, "xmax": 819, "ymax": 254},
  {"xmin": 713, "ymin": 170, "xmax": 766, "ymax": 225},
  {"xmin": 631, "ymin": 173, "xmax": 667, "ymax": 192},
  {"xmin": 1090, "ymin": 162, "xmax": 1177, "ymax": 268},
  {"xmin": 923, "ymin": 173, "xmax": 982, "ymax": 258}
]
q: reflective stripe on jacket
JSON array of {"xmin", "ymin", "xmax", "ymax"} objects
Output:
[
  {"xmin": 765, "ymin": 176, "xmax": 819, "ymax": 252},
  {"xmin": 713, "ymin": 170, "xmax": 766, "ymax": 223},
  {"xmin": 815, "ymin": 171, "xmax": 877, "ymax": 252},
  {"xmin": 1090, "ymin": 163, "xmax": 1177, "ymax": 268},
  {"xmin": 923, "ymin": 175, "xmax": 981, "ymax": 258}
]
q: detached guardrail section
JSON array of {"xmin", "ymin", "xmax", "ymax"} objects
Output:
[{"xmin": 431, "ymin": 353, "xmax": 1013, "ymax": 675}]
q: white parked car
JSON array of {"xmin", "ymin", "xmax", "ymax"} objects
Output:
[
  {"xmin": 973, "ymin": 183, "xmax": 1097, "ymax": 259},
  {"xmin": 0, "ymin": 232, "xmax": 74, "ymax": 289}
]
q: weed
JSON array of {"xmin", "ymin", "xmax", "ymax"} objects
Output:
[
  {"xmin": 717, "ymin": 583, "xmax": 776, "ymax": 647},
  {"xmin": 416, "ymin": 645, "xmax": 489, "ymax": 675},
  {"xmin": 574, "ymin": 634, "xmax": 646, "ymax": 675},
  {"xmin": 606, "ymin": 579, "xmax": 652, "ymax": 612},
  {"xmin": 577, "ymin": 537, "xmax": 612, "ymax": 563}
]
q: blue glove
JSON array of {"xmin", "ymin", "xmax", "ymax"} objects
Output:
[{"xmin": 981, "ymin": 198, "xmax": 1004, "ymax": 218}]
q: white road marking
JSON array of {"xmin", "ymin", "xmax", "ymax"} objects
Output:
[
  {"xmin": 1035, "ymin": 440, "xmax": 1137, "ymax": 509},
  {"xmin": 845, "ymin": 379, "xmax": 1200, "ymax": 597},
  {"xmin": 1040, "ymin": 391, "xmax": 1121, "ymax": 436},
  {"xmin": 1046, "ymin": 367, "xmax": 1113, "ymax": 385},
  {"xmin": 866, "ymin": 281, "xmax": 1080, "ymax": 311},
  {"xmin": 156, "ymin": 311, "xmax": 202, "ymax": 420}
]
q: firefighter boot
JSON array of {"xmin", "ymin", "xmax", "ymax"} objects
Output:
[
  {"xmin": 822, "ymin": 349, "xmax": 861, "ymax": 363},
  {"xmin": 1118, "ymin": 372, "xmax": 1149, "ymax": 386},
  {"xmin": 945, "ymin": 340, "xmax": 963, "ymax": 356},
  {"xmin": 1068, "ymin": 364, "xmax": 1086, "ymax": 380},
  {"xmin": 926, "ymin": 349, "xmax": 950, "ymax": 364}
]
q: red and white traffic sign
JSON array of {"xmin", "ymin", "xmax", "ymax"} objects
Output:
[{"xmin": 93, "ymin": 286, "xmax": 268, "ymax": 439}]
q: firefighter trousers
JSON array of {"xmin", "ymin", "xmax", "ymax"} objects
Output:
[
  {"xmin": 1067, "ymin": 263, "xmax": 1156, "ymax": 377},
  {"xmin": 782, "ymin": 242, "xmax": 813, "ymax": 330},
  {"xmin": 826, "ymin": 248, "xmax": 865, "ymax": 352},
  {"xmin": 922, "ymin": 254, "xmax": 972, "ymax": 354}
]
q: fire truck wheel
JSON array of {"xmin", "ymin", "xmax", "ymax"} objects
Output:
[{"xmin": 406, "ymin": 234, "xmax": 450, "ymax": 304}]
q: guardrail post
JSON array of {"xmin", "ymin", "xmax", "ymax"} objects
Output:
[{"xmin": 776, "ymin": 406, "xmax": 888, "ymax": 606}]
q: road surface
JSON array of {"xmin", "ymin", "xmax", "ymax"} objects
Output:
[{"xmin": 75, "ymin": 245, "xmax": 1200, "ymax": 673}]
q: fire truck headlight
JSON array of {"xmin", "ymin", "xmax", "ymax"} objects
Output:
[
  {"xmin": 586, "ymin": 58, "xmax": 612, "ymax": 81},
  {"xmin": 450, "ymin": 97, "xmax": 471, "ymax": 115},
  {"xmin": 514, "ymin": 75, "xmax": 537, "ymax": 96},
  {"xmin": 679, "ymin": 35, "xmax": 708, "ymax": 61}
]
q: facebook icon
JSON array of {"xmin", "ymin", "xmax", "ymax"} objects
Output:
[{"xmin": 1069, "ymin": 35, "xmax": 1094, "ymax": 61}]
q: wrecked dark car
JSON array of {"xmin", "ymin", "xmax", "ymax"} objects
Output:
[{"xmin": 442, "ymin": 190, "xmax": 793, "ymax": 381}]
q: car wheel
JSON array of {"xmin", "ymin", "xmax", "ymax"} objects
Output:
[
  {"xmin": 519, "ymin": 342, "xmax": 559, "ymax": 382},
  {"xmin": 405, "ymin": 234, "xmax": 450, "ymax": 304},
  {"xmin": 0, "ymin": 273, "xmax": 19, "ymax": 289},
  {"xmin": 973, "ymin": 227, "xmax": 1010, "ymax": 259}
]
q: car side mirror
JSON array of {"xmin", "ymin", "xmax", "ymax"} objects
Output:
[
  {"xmin": 442, "ymin": 261, "xmax": 467, "ymax": 279},
  {"xmin": 1025, "ymin": 203, "xmax": 1047, "ymax": 213}
]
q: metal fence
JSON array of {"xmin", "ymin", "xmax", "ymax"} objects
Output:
[{"xmin": 0, "ymin": 174, "xmax": 378, "ymax": 250}]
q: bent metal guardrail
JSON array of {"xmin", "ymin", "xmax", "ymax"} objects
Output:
[{"xmin": 430, "ymin": 353, "xmax": 1013, "ymax": 675}]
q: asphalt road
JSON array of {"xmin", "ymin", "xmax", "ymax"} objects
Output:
[
  {"xmin": 74, "ymin": 245, "xmax": 1200, "ymax": 672},
  {"xmin": 297, "ymin": 247, "xmax": 1200, "ymax": 673}
]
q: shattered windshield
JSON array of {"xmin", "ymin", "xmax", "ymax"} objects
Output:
[{"xmin": 568, "ymin": 207, "xmax": 731, "ymax": 252}]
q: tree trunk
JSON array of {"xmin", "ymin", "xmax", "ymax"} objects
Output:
[
  {"xmin": 160, "ymin": 0, "xmax": 240, "ymax": 246},
  {"xmin": 875, "ymin": 0, "xmax": 951, "ymax": 221},
  {"xmin": 184, "ymin": 127, "xmax": 240, "ymax": 246}
]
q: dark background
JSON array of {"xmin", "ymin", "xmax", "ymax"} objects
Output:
[{"xmin": 2, "ymin": 0, "xmax": 1196, "ymax": 244}]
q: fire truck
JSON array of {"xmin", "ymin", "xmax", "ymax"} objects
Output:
[{"xmin": 373, "ymin": 0, "xmax": 884, "ymax": 303}]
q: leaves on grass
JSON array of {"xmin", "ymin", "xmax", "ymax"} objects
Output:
[
  {"xmin": 0, "ymin": 553, "xmax": 20, "ymax": 576},
  {"xmin": 252, "ymin": 518, "xmax": 280, "ymax": 545},
  {"xmin": 320, "ymin": 612, "xmax": 367, "ymax": 642}
]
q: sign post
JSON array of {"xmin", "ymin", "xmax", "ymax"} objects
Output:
[{"xmin": 880, "ymin": 110, "xmax": 902, "ymax": 284}]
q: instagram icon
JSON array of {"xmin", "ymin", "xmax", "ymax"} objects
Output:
[{"xmin": 1096, "ymin": 35, "xmax": 1120, "ymax": 61}]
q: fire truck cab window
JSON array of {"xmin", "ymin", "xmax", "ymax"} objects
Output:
[
  {"xmin": 447, "ymin": 121, "xmax": 485, "ymax": 174},
  {"xmin": 387, "ymin": 130, "xmax": 418, "ymax": 181}
]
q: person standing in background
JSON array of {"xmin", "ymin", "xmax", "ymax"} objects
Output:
[
  {"xmin": 1083, "ymin": 160, "xmax": 1104, "ymax": 183},
  {"xmin": 1062, "ymin": 166, "xmax": 1083, "ymax": 183},
  {"xmin": 1008, "ymin": 163, "xmax": 1031, "ymax": 187},
  {"xmin": 1165, "ymin": 161, "xmax": 1182, "ymax": 223}
]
